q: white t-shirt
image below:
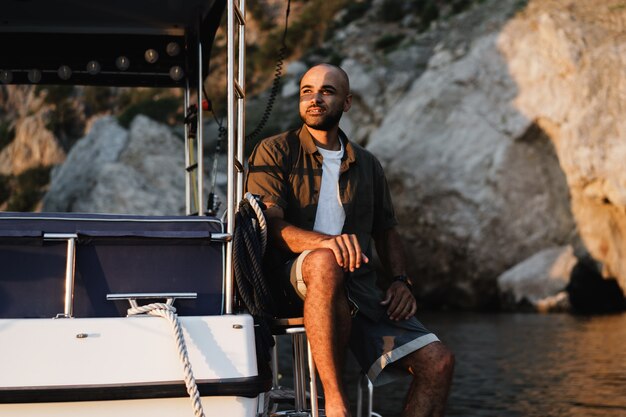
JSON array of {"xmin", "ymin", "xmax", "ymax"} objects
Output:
[{"xmin": 313, "ymin": 144, "xmax": 345, "ymax": 235}]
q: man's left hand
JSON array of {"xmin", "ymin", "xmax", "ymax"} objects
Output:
[{"xmin": 380, "ymin": 281, "xmax": 417, "ymax": 321}]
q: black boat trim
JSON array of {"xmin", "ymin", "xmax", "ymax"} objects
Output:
[{"xmin": 0, "ymin": 376, "xmax": 272, "ymax": 403}]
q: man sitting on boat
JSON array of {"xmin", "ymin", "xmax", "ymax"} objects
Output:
[{"xmin": 246, "ymin": 63, "xmax": 454, "ymax": 417}]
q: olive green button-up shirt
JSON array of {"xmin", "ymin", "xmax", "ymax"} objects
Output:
[{"xmin": 246, "ymin": 125, "xmax": 398, "ymax": 321}]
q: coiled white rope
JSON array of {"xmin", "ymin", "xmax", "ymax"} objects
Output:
[
  {"xmin": 244, "ymin": 192, "xmax": 267, "ymax": 254},
  {"xmin": 127, "ymin": 303, "xmax": 205, "ymax": 417}
]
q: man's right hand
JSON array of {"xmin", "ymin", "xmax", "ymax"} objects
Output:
[{"xmin": 320, "ymin": 234, "xmax": 368, "ymax": 272}]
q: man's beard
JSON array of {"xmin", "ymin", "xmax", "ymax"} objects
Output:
[{"xmin": 300, "ymin": 106, "xmax": 343, "ymax": 131}]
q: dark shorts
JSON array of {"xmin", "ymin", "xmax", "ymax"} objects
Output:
[{"xmin": 272, "ymin": 251, "xmax": 440, "ymax": 386}]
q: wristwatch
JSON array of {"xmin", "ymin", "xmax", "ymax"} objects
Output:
[{"xmin": 393, "ymin": 274, "xmax": 413, "ymax": 291}]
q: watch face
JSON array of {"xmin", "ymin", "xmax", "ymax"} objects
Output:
[{"xmin": 394, "ymin": 275, "xmax": 411, "ymax": 284}]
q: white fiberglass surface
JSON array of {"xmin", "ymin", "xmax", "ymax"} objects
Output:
[{"xmin": 0, "ymin": 314, "xmax": 257, "ymax": 387}]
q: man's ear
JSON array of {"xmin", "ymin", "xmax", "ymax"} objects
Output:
[{"xmin": 343, "ymin": 94, "xmax": 353, "ymax": 112}]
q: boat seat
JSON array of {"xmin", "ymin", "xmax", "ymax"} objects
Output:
[
  {"xmin": 268, "ymin": 318, "xmax": 377, "ymax": 417},
  {"xmin": 0, "ymin": 212, "xmax": 226, "ymax": 319}
]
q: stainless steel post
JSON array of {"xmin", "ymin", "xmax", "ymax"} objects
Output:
[
  {"xmin": 184, "ymin": 80, "xmax": 191, "ymax": 215},
  {"xmin": 225, "ymin": 0, "xmax": 236, "ymax": 314},
  {"xmin": 307, "ymin": 337, "xmax": 319, "ymax": 417},
  {"xmin": 236, "ymin": 0, "xmax": 246, "ymax": 203},
  {"xmin": 197, "ymin": 40, "xmax": 204, "ymax": 216},
  {"xmin": 63, "ymin": 236, "xmax": 76, "ymax": 317}
]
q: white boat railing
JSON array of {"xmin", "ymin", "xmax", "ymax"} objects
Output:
[{"xmin": 225, "ymin": 0, "xmax": 246, "ymax": 315}]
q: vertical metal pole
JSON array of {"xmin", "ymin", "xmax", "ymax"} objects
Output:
[
  {"xmin": 308, "ymin": 338, "xmax": 319, "ymax": 417},
  {"xmin": 184, "ymin": 81, "xmax": 191, "ymax": 215},
  {"xmin": 224, "ymin": 0, "xmax": 236, "ymax": 314},
  {"xmin": 271, "ymin": 336, "xmax": 280, "ymax": 388},
  {"xmin": 63, "ymin": 237, "xmax": 76, "ymax": 317},
  {"xmin": 197, "ymin": 41, "xmax": 205, "ymax": 216},
  {"xmin": 356, "ymin": 373, "xmax": 374, "ymax": 417},
  {"xmin": 292, "ymin": 333, "xmax": 307, "ymax": 411},
  {"xmin": 236, "ymin": 0, "xmax": 246, "ymax": 203}
]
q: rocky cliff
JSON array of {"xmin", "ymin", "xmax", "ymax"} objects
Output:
[
  {"xmin": 2, "ymin": 0, "xmax": 625, "ymax": 310},
  {"xmin": 279, "ymin": 0, "xmax": 626, "ymax": 309}
]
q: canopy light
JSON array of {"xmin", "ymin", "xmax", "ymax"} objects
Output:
[
  {"xmin": 27, "ymin": 69, "xmax": 42, "ymax": 83},
  {"xmin": 86, "ymin": 61, "xmax": 101, "ymax": 75},
  {"xmin": 169, "ymin": 66, "xmax": 184, "ymax": 81},
  {"xmin": 115, "ymin": 56, "xmax": 130, "ymax": 71},
  {"xmin": 166, "ymin": 42, "xmax": 181, "ymax": 57},
  {"xmin": 0, "ymin": 70, "xmax": 12, "ymax": 84},
  {"xmin": 144, "ymin": 49, "xmax": 159, "ymax": 64},
  {"xmin": 57, "ymin": 65, "xmax": 72, "ymax": 80}
]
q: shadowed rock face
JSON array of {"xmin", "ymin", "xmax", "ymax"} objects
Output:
[{"xmin": 360, "ymin": 0, "xmax": 577, "ymax": 308}]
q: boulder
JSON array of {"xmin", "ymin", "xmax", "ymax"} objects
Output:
[
  {"xmin": 43, "ymin": 116, "xmax": 128, "ymax": 212},
  {"xmin": 43, "ymin": 115, "xmax": 224, "ymax": 216},
  {"xmin": 498, "ymin": 245, "xmax": 576, "ymax": 311}
]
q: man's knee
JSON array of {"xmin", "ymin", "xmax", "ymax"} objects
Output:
[
  {"xmin": 406, "ymin": 342, "xmax": 455, "ymax": 380},
  {"xmin": 301, "ymin": 248, "xmax": 345, "ymax": 288}
]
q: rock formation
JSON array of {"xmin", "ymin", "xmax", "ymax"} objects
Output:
[
  {"xmin": 342, "ymin": 0, "xmax": 578, "ymax": 308},
  {"xmin": 5, "ymin": 0, "xmax": 625, "ymax": 310},
  {"xmin": 498, "ymin": 245, "xmax": 576, "ymax": 312},
  {"xmin": 498, "ymin": 0, "xmax": 626, "ymax": 301},
  {"xmin": 0, "ymin": 87, "xmax": 65, "ymax": 175},
  {"xmin": 44, "ymin": 116, "xmax": 187, "ymax": 215}
]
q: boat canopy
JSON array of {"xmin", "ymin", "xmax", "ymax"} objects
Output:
[{"xmin": 0, "ymin": 0, "xmax": 225, "ymax": 87}]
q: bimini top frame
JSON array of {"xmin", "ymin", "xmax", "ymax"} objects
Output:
[
  {"xmin": 0, "ymin": 0, "xmax": 224, "ymax": 87},
  {"xmin": 0, "ymin": 0, "xmax": 245, "ymax": 314}
]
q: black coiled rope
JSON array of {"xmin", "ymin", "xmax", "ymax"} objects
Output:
[
  {"xmin": 233, "ymin": 195, "xmax": 275, "ymax": 363},
  {"xmin": 245, "ymin": 0, "xmax": 291, "ymax": 142}
]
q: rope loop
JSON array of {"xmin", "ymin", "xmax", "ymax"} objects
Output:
[
  {"xmin": 233, "ymin": 194, "xmax": 275, "ymax": 363},
  {"xmin": 128, "ymin": 303, "xmax": 205, "ymax": 417}
]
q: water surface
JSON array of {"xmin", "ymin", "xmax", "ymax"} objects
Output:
[
  {"xmin": 276, "ymin": 312, "xmax": 626, "ymax": 417},
  {"xmin": 348, "ymin": 312, "xmax": 626, "ymax": 417}
]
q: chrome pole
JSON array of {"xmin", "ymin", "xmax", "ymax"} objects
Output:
[
  {"xmin": 308, "ymin": 337, "xmax": 319, "ymax": 417},
  {"xmin": 197, "ymin": 40, "xmax": 205, "ymax": 216},
  {"xmin": 224, "ymin": 0, "xmax": 236, "ymax": 314},
  {"xmin": 236, "ymin": 0, "xmax": 246, "ymax": 202},
  {"xmin": 184, "ymin": 79, "xmax": 191, "ymax": 215},
  {"xmin": 63, "ymin": 236, "xmax": 76, "ymax": 317}
]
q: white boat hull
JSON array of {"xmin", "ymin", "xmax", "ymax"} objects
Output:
[{"xmin": 0, "ymin": 314, "xmax": 265, "ymax": 416}]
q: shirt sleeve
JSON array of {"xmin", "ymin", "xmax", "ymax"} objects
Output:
[
  {"xmin": 372, "ymin": 157, "xmax": 398, "ymax": 235},
  {"xmin": 245, "ymin": 138, "xmax": 290, "ymax": 210}
]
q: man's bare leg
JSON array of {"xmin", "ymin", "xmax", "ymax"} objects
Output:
[
  {"xmin": 398, "ymin": 342, "xmax": 454, "ymax": 417},
  {"xmin": 301, "ymin": 248, "xmax": 352, "ymax": 417}
]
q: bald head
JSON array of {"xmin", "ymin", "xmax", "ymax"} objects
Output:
[{"xmin": 301, "ymin": 64, "xmax": 350, "ymax": 96}]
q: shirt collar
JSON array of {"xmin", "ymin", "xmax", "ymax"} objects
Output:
[{"xmin": 298, "ymin": 124, "xmax": 356, "ymax": 165}]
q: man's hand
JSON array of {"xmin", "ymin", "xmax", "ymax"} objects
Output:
[
  {"xmin": 380, "ymin": 281, "xmax": 417, "ymax": 321},
  {"xmin": 320, "ymin": 233, "xmax": 368, "ymax": 272}
]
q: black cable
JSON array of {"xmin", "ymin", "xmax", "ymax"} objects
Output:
[
  {"xmin": 202, "ymin": 88, "xmax": 227, "ymax": 215},
  {"xmin": 245, "ymin": 0, "xmax": 291, "ymax": 142},
  {"xmin": 233, "ymin": 198, "xmax": 275, "ymax": 363}
]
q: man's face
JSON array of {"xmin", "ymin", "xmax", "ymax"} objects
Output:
[{"xmin": 299, "ymin": 65, "xmax": 351, "ymax": 131}]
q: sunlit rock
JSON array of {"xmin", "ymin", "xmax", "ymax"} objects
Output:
[
  {"xmin": 498, "ymin": 0, "xmax": 626, "ymax": 295},
  {"xmin": 498, "ymin": 246, "xmax": 576, "ymax": 311},
  {"xmin": 0, "ymin": 112, "xmax": 65, "ymax": 175}
]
